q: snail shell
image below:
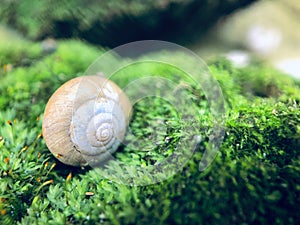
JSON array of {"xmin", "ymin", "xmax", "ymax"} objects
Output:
[{"xmin": 42, "ymin": 75, "xmax": 131, "ymax": 167}]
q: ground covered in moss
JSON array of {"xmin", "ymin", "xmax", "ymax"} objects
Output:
[{"xmin": 0, "ymin": 27, "xmax": 299, "ymax": 225}]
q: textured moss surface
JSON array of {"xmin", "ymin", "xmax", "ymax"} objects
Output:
[{"xmin": 0, "ymin": 29, "xmax": 299, "ymax": 224}]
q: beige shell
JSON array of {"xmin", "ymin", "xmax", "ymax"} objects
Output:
[{"xmin": 42, "ymin": 75, "xmax": 131, "ymax": 167}]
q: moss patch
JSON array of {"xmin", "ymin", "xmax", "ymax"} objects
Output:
[{"xmin": 0, "ymin": 37, "xmax": 299, "ymax": 225}]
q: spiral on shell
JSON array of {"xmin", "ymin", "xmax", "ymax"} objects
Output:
[{"xmin": 42, "ymin": 75, "xmax": 131, "ymax": 167}]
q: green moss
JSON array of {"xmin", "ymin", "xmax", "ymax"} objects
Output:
[
  {"xmin": 223, "ymin": 99, "xmax": 300, "ymax": 166},
  {"xmin": 209, "ymin": 57, "xmax": 300, "ymax": 101},
  {"xmin": 0, "ymin": 39, "xmax": 299, "ymax": 225},
  {"xmin": 0, "ymin": 39, "xmax": 103, "ymax": 120},
  {"xmin": 0, "ymin": 26, "xmax": 42, "ymax": 68}
]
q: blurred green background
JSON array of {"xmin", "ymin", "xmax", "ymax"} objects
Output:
[{"xmin": 0, "ymin": 0, "xmax": 255, "ymax": 47}]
